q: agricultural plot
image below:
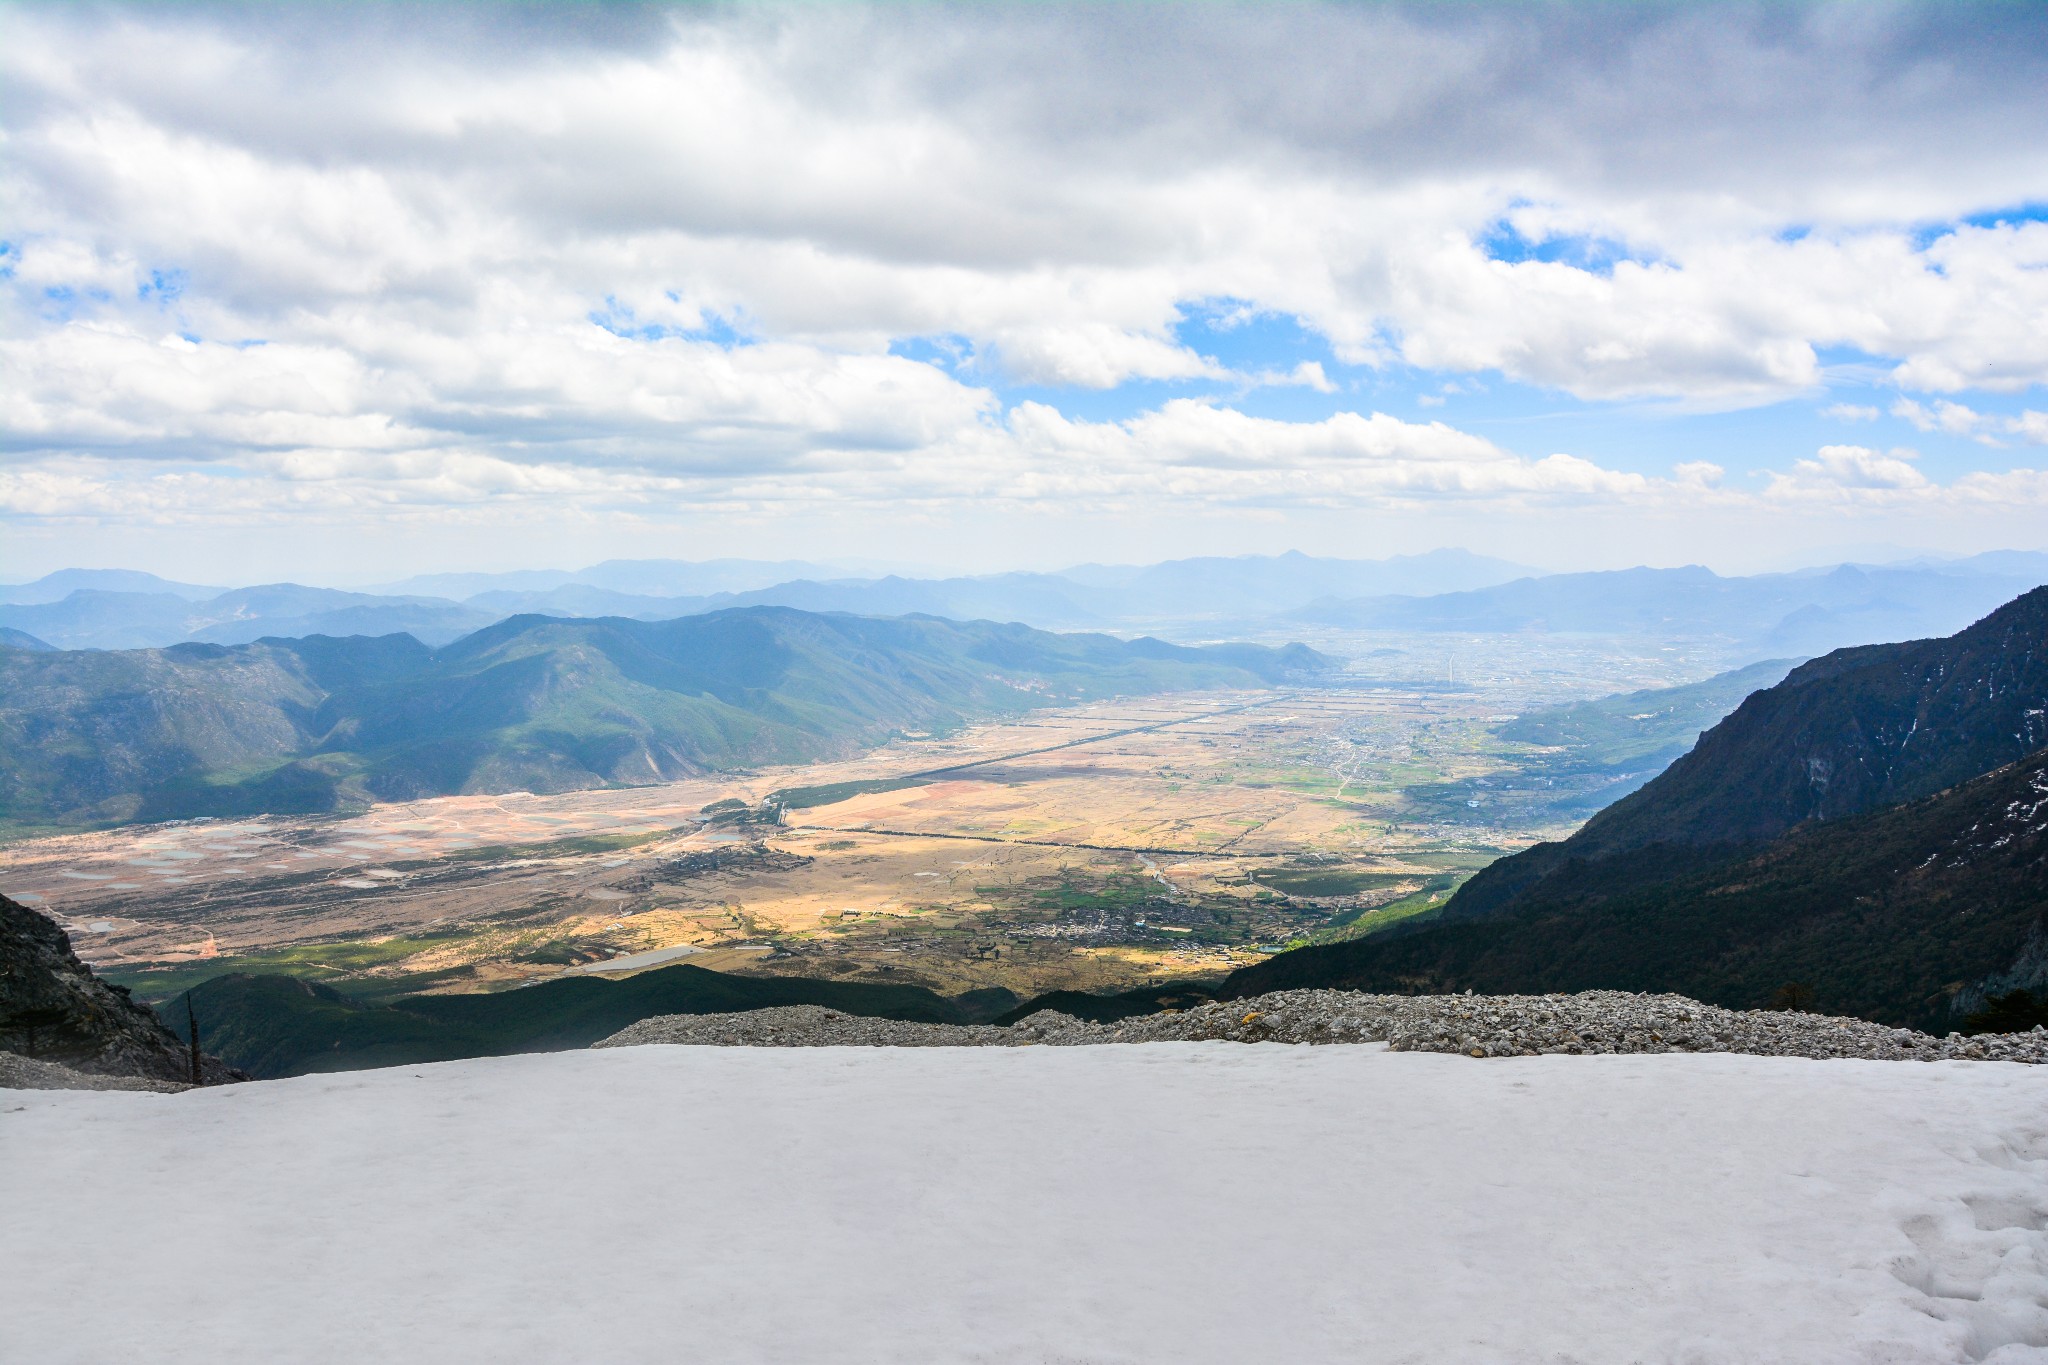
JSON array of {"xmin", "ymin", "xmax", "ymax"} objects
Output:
[{"xmin": 1, "ymin": 634, "xmax": 1738, "ymax": 1006}]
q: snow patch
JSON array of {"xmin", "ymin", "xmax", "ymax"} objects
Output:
[{"xmin": 2, "ymin": 1048, "xmax": 2045, "ymax": 1363}]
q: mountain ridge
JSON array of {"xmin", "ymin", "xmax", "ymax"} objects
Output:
[
  {"xmin": 1219, "ymin": 587, "xmax": 2048, "ymax": 1027},
  {"xmin": 0, "ymin": 606, "xmax": 1333, "ymax": 830},
  {"xmin": 7, "ymin": 550, "xmax": 2040, "ymax": 652}
]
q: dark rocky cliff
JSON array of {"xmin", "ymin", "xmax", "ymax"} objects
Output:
[
  {"xmin": 1, "ymin": 894, "xmax": 242, "ymax": 1084},
  {"xmin": 1446, "ymin": 585, "xmax": 2048, "ymax": 921}
]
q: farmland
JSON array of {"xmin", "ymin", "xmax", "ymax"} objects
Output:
[{"xmin": 1, "ymin": 630, "xmax": 1743, "ymax": 1006}]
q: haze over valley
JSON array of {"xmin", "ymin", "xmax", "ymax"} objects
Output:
[{"xmin": 5, "ymin": 543, "xmax": 2039, "ymax": 1033}]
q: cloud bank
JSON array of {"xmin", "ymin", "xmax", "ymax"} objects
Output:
[{"xmin": 3, "ymin": 1, "xmax": 2046, "ymax": 564}]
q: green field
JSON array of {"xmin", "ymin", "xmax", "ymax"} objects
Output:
[
  {"xmin": 768, "ymin": 776, "xmax": 934, "ymax": 809},
  {"xmin": 1252, "ymin": 868, "xmax": 1421, "ymax": 898}
]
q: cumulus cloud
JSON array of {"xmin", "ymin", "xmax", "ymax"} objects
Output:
[
  {"xmin": 3, "ymin": 2, "xmax": 2047, "ymax": 544},
  {"xmin": 1766, "ymin": 444, "xmax": 1932, "ymax": 501},
  {"xmin": 2011, "ymin": 411, "xmax": 2048, "ymax": 446},
  {"xmin": 1891, "ymin": 397, "xmax": 2048, "ymax": 447}
]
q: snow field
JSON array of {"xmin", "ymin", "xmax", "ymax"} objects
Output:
[{"xmin": 3, "ymin": 1044, "xmax": 2047, "ymax": 1364}]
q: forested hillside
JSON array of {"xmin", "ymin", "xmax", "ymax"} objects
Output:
[
  {"xmin": 1227, "ymin": 588, "xmax": 2048, "ymax": 1027},
  {"xmin": 0, "ymin": 607, "xmax": 1330, "ymax": 831}
]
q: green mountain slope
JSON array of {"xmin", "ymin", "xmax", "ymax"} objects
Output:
[
  {"xmin": 1496, "ymin": 658, "xmax": 1800, "ymax": 774},
  {"xmin": 1223, "ymin": 748, "xmax": 2048, "ymax": 1030},
  {"xmin": 0, "ymin": 607, "xmax": 1332, "ymax": 831},
  {"xmin": 163, "ymin": 965, "xmax": 1001, "ymax": 1077},
  {"xmin": 1490, "ymin": 658, "xmax": 1803, "ymax": 819},
  {"xmin": 1222, "ymin": 587, "xmax": 2048, "ymax": 1028},
  {"xmin": 1446, "ymin": 586, "xmax": 2048, "ymax": 922}
]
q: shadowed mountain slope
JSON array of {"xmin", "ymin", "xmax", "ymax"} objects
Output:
[
  {"xmin": 1447, "ymin": 586, "xmax": 2048, "ymax": 921},
  {"xmin": 1222, "ymin": 748, "xmax": 2048, "ymax": 1030},
  {"xmin": 157, "ymin": 964, "xmax": 1008, "ymax": 1078},
  {"xmin": 1220, "ymin": 588, "xmax": 2048, "ymax": 1027}
]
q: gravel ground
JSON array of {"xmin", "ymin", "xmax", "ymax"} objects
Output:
[
  {"xmin": 595, "ymin": 989, "xmax": 2048, "ymax": 1062},
  {"xmin": 0, "ymin": 1053, "xmax": 189, "ymax": 1091}
]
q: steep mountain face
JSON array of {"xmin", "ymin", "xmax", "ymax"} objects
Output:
[
  {"xmin": 1223, "ymin": 749, "xmax": 2048, "ymax": 1030},
  {"xmin": 1450, "ymin": 586, "xmax": 2048, "ymax": 919},
  {"xmin": 0, "ymin": 607, "xmax": 1332, "ymax": 829},
  {"xmin": 1226, "ymin": 588, "xmax": 2048, "ymax": 1027},
  {"xmin": 1, "ymin": 895, "xmax": 241, "ymax": 1083}
]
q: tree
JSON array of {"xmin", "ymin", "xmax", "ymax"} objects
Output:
[{"xmin": 185, "ymin": 991, "xmax": 203, "ymax": 1086}]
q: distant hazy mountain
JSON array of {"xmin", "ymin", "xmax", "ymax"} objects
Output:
[
  {"xmin": 0, "ymin": 569, "xmax": 223, "ymax": 606},
  {"xmin": 730, "ymin": 574, "xmax": 1102, "ymax": 625},
  {"xmin": 9, "ymin": 548, "xmax": 2039, "ymax": 651},
  {"xmin": 469, "ymin": 574, "xmax": 1107, "ymax": 627},
  {"xmin": 0, "ymin": 590, "xmax": 200, "ymax": 650},
  {"xmin": 1297, "ymin": 560, "xmax": 2045, "ymax": 658},
  {"xmin": 377, "ymin": 558, "xmax": 839, "ymax": 600},
  {"xmin": 0, "ymin": 586, "xmax": 493, "ymax": 651},
  {"xmin": 1061, "ymin": 549, "xmax": 1536, "ymax": 617},
  {"xmin": 0, "ymin": 627, "xmax": 55, "ymax": 652},
  {"xmin": 0, "ymin": 607, "xmax": 1335, "ymax": 830},
  {"xmin": 461, "ymin": 584, "xmax": 711, "ymax": 620},
  {"xmin": 1230, "ymin": 587, "xmax": 2048, "ymax": 1027}
]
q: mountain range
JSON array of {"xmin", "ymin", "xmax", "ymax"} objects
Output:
[
  {"xmin": 0, "ymin": 606, "xmax": 1333, "ymax": 832},
  {"xmin": 1296, "ymin": 557, "xmax": 2048, "ymax": 658},
  {"xmin": 1226, "ymin": 587, "xmax": 2048, "ymax": 1029},
  {"xmin": 0, "ymin": 549, "xmax": 1530, "ymax": 648},
  {"xmin": 4, "ymin": 549, "xmax": 2041, "ymax": 656}
]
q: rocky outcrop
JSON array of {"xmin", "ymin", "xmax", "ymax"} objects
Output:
[
  {"xmin": 0, "ymin": 1051, "xmax": 186, "ymax": 1092},
  {"xmin": 0, "ymin": 894, "xmax": 242, "ymax": 1084},
  {"xmin": 593, "ymin": 990, "xmax": 2048, "ymax": 1063}
]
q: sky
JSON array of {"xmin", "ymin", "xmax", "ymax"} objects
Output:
[{"xmin": 4, "ymin": 1, "xmax": 2047, "ymax": 585}]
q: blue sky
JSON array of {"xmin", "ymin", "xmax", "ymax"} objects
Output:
[{"xmin": 2, "ymin": 2, "xmax": 2046, "ymax": 583}]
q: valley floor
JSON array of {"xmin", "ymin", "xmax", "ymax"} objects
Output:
[{"xmin": 4, "ymin": 1046, "xmax": 2046, "ymax": 1363}]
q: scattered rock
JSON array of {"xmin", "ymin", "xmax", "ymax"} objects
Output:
[
  {"xmin": 595, "ymin": 989, "xmax": 2048, "ymax": 1063},
  {"xmin": 0, "ymin": 1051, "xmax": 187, "ymax": 1092}
]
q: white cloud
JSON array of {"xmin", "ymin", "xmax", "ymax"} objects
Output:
[
  {"xmin": 1244, "ymin": 361, "xmax": 1336, "ymax": 393},
  {"xmin": 1890, "ymin": 397, "xmax": 1999, "ymax": 444},
  {"xmin": 3, "ymin": 3, "xmax": 2048, "ymax": 553},
  {"xmin": 1820, "ymin": 404, "xmax": 1879, "ymax": 421},
  {"xmin": 2011, "ymin": 411, "xmax": 2048, "ymax": 446},
  {"xmin": 1892, "ymin": 397, "xmax": 2048, "ymax": 447},
  {"xmin": 1765, "ymin": 444, "xmax": 1931, "ymax": 501}
]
